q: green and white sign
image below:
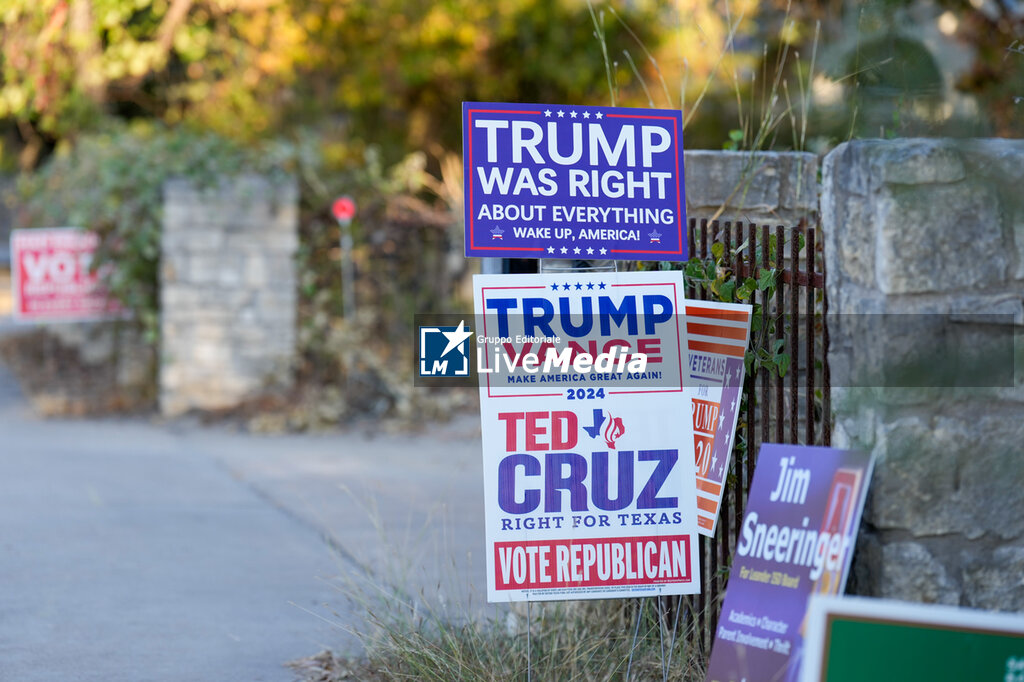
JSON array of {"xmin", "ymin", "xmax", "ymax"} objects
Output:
[{"xmin": 800, "ymin": 595, "xmax": 1024, "ymax": 682}]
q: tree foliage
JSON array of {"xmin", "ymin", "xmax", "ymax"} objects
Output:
[
  {"xmin": 0, "ymin": 0, "xmax": 667, "ymax": 169},
  {"xmin": 288, "ymin": 0, "xmax": 664, "ymax": 159},
  {"xmin": 0, "ymin": 0, "xmax": 307, "ymax": 167},
  {"xmin": 3, "ymin": 0, "xmax": 1021, "ymax": 168}
]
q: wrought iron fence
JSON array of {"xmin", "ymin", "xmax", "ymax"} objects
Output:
[{"xmin": 682, "ymin": 217, "xmax": 830, "ymax": 658}]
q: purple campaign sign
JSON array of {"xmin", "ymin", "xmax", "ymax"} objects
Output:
[
  {"xmin": 463, "ymin": 101, "xmax": 687, "ymax": 261},
  {"xmin": 705, "ymin": 444, "xmax": 875, "ymax": 682}
]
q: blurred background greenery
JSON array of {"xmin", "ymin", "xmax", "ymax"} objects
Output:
[
  {"xmin": 2, "ymin": 0, "xmax": 1021, "ymax": 173},
  {"xmin": 1, "ymin": 0, "xmax": 1021, "ymax": 421}
]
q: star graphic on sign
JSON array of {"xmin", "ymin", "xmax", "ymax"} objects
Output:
[
  {"xmin": 711, "ymin": 453, "xmax": 718, "ymax": 471},
  {"xmin": 731, "ymin": 399, "xmax": 737, "ymax": 410},
  {"xmin": 595, "ymin": 112, "xmax": 603, "ymax": 119},
  {"xmin": 719, "ymin": 462, "xmax": 725, "ymax": 477},
  {"xmin": 724, "ymin": 433, "xmax": 731, "ymax": 447},
  {"xmin": 547, "ymin": 246, "xmax": 555, "ymax": 254},
  {"xmin": 718, "ymin": 413, "xmax": 726, "ymax": 428},
  {"xmin": 586, "ymin": 282, "xmax": 595, "ymax": 290},
  {"xmin": 735, "ymin": 366, "xmax": 742, "ymax": 379},
  {"xmin": 544, "ymin": 110, "xmax": 552, "ymax": 117},
  {"xmin": 557, "ymin": 110, "xmax": 565, "ymax": 118},
  {"xmin": 575, "ymin": 282, "xmax": 583, "ymax": 290},
  {"xmin": 599, "ymin": 247, "xmax": 608, "ymax": 255},
  {"xmin": 573, "ymin": 246, "xmax": 581, "ymax": 254},
  {"xmin": 560, "ymin": 246, "xmax": 568, "ymax": 254},
  {"xmin": 570, "ymin": 110, "xmax": 578, "ymax": 118},
  {"xmin": 583, "ymin": 111, "xmax": 591, "ymax": 119},
  {"xmin": 598, "ymin": 282, "xmax": 606, "ymax": 290},
  {"xmin": 440, "ymin": 320, "xmax": 473, "ymax": 358},
  {"xmin": 562, "ymin": 282, "xmax": 571, "ymax": 291},
  {"xmin": 550, "ymin": 283, "xmax": 559, "ymax": 291},
  {"xmin": 587, "ymin": 247, "xmax": 594, "ymax": 255}
]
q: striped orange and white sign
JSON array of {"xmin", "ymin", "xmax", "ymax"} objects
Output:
[{"xmin": 685, "ymin": 304, "xmax": 750, "ymax": 360}]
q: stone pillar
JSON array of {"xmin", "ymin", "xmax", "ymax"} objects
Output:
[
  {"xmin": 822, "ymin": 139, "xmax": 1024, "ymax": 609},
  {"xmin": 160, "ymin": 175, "xmax": 298, "ymax": 416}
]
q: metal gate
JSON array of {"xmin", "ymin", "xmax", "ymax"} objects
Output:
[{"xmin": 682, "ymin": 217, "xmax": 830, "ymax": 658}]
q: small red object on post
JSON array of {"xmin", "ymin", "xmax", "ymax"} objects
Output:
[{"xmin": 331, "ymin": 196, "xmax": 356, "ymax": 224}]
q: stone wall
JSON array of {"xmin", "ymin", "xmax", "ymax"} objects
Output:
[
  {"xmin": 0, "ymin": 321, "xmax": 154, "ymax": 415},
  {"xmin": 822, "ymin": 139, "xmax": 1024, "ymax": 610},
  {"xmin": 483, "ymin": 150, "xmax": 818, "ymax": 274},
  {"xmin": 683, "ymin": 150, "xmax": 818, "ymax": 226},
  {"xmin": 160, "ymin": 175, "xmax": 298, "ymax": 416}
]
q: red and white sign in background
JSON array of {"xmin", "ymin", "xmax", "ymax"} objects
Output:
[{"xmin": 11, "ymin": 228, "xmax": 124, "ymax": 322}]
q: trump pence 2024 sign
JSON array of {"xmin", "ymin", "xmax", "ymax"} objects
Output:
[
  {"xmin": 463, "ymin": 102, "xmax": 687, "ymax": 261},
  {"xmin": 474, "ymin": 271, "xmax": 701, "ymax": 602}
]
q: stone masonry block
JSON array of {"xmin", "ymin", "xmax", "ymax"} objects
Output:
[
  {"xmin": 823, "ymin": 139, "xmax": 1012, "ymax": 298},
  {"xmin": 188, "ymin": 253, "xmax": 230, "ymax": 285},
  {"xmin": 957, "ymin": 139, "xmax": 1024, "ymax": 279},
  {"xmin": 161, "ymin": 284, "xmax": 206, "ymax": 312},
  {"xmin": 868, "ymin": 414, "xmax": 1024, "ymax": 541},
  {"xmin": 689, "ymin": 152, "xmax": 780, "ymax": 212},
  {"xmin": 225, "ymin": 231, "xmax": 298, "ymax": 254},
  {"xmin": 190, "ymin": 340, "xmax": 232, "ymax": 367},
  {"xmin": 962, "ymin": 544, "xmax": 1024, "ymax": 611},
  {"xmin": 777, "ymin": 154, "xmax": 818, "ymax": 211},
  {"xmin": 879, "ymin": 139, "xmax": 966, "ymax": 185},
  {"xmin": 822, "ymin": 142, "xmax": 876, "ymax": 292},
  {"xmin": 217, "ymin": 263, "xmax": 244, "ymax": 288},
  {"xmin": 1014, "ymin": 221, "xmax": 1024, "ymax": 280},
  {"xmin": 162, "ymin": 229, "xmax": 225, "ymax": 253},
  {"xmin": 684, "ymin": 151, "xmax": 817, "ymax": 222},
  {"xmin": 875, "ymin": 180, "xmax": 1006, "ymax": 294},
  {"xmin": 831, "ymin": 305, "xmax": 1016, "ymax": 396},
  {"xmin": 244, "ymin": 253, "xmax": 269, "ymax": 288},
  {"xmin": 878, "ymin": 542, "xmax": 960, "ymax": 605}
]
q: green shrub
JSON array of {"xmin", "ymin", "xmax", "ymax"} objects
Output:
[{"xmin": 17, "ymin": 123, "xmax": 295, "ymax": 343}]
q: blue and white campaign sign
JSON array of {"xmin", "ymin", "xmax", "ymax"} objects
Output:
[
  {"xmin": 473, "ymin": 271, "xmax": 701, "ymax": 602},
  {"xmin": 463, "ymin": 102, "xmax": 687, "ymax": 261}
]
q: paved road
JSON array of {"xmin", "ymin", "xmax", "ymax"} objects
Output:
[{"xmin": 0, "ymin": 356, "xmax": 485, "ymax": 681}]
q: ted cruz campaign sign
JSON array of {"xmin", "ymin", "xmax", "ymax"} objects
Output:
[
  {"xmin": 463, "ymin": 102, "xmax": 687, "ymax": 261},
  {"xmin": 11, "ymin": 228, "xmax": 124, "ymax": 322},
  {"xmin": 473, "ymin": 271, "xmax": 700, "ymax": 602}
]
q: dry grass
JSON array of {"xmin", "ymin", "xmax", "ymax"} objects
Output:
[{"xmin": 290, "ymin": 582, "xmax": 714, "ymax": 681}]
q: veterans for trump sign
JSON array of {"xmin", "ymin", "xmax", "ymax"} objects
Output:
[
  {"xmin": 463, "ymin": 102, "xmax": 686, "ymax": 260},
  {"xmin": 11, "ymin": 228, "xmax": 124, "ymax": 322},
  {"xmin": 473, "ymin": 271, "xmax": 701, "ymax": 602},
  {"xmin": 682, "ymin": 301, "xmax": 753, "ymax": 536}
]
